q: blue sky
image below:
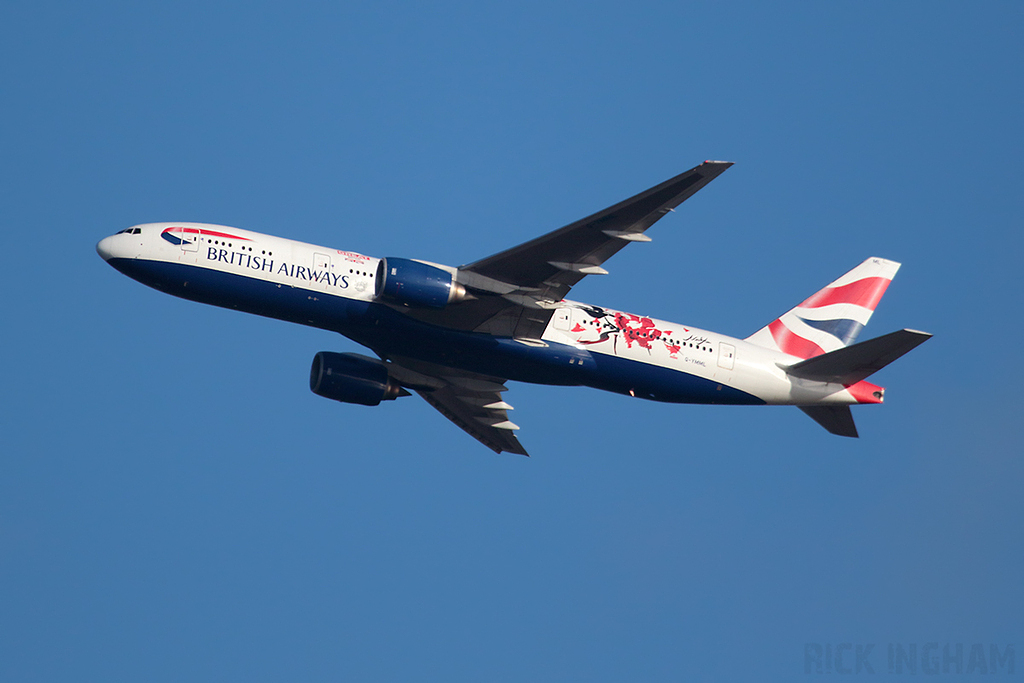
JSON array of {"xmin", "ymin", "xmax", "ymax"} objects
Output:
[{"xmin": 1, "ymin": 2, "xmax": 1021, "ymax": 680}]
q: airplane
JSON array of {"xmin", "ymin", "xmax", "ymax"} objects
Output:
[{"xmin": 96, "ymin": 161, "xmax": 930, "ymax": 456}]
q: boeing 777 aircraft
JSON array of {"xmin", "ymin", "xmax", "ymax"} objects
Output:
[{"xmin": 97, "ymin": 161, "xmax": 930, "ymax": 455}]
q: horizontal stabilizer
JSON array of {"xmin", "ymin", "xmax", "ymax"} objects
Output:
[
  {"xmin": 785, "ymin": 329, "xmax": 932, "ymax": 385},
  {"xmin": 799, "ymin": 406, "xmax": 859, "ymax": 438}
]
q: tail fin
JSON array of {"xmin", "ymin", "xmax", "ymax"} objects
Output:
[{"xmin": 746, "ymin": 257, "xmax": 901, "ymax": 359}]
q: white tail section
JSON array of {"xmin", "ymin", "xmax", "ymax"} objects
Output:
[{"xmin": 746, "ymin": 257, "xmax": 901, "ymax": 359}]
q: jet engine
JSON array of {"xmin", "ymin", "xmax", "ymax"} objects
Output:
[
  {"xmin": 309, "ymin": 352, "xmax": 408, "ymax": 406},
  {"xmin": 374, "ymin": 257, "xmax": 467, "ymax": 308}
]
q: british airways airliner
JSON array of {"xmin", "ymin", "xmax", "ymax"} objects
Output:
[{"xmin": 97, "ymin": 161, "xmax": 930, "ymax": 455}]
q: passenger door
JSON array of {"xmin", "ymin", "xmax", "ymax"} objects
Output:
[
  {"xmin": 718, "ymin": 343, "xmax": 736, "ymax": 370},
  {"xmin": 313, "ymin": 252, "xmax": 332, "ymax": 291}
]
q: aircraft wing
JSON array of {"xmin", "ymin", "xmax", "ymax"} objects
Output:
[
  {"xmin": 400, "ymin": 161, "xmax": 733, "ymax": 341},
  {"xmin": 383, "ymin": 355, "xmax": 529, "ymax": 456},
  {"xmin": 462, "ymin": 160, "xmax": 732, "ymax": 292}
]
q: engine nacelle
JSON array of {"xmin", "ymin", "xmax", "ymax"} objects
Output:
[
  {"xmin": 374, "ymin": 257, "xmax": 467, "ymax": 309},
  {"xmin": 309, "ymin": 352, "xmax": 407, "ymax": 406}
]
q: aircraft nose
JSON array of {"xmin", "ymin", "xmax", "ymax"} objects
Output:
[{"xmin": 96, "ymin": 235, "xmax": 115, "ymax": 261}]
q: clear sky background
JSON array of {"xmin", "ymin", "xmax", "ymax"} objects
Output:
[{"xmin": 1, "ymin": 2, "xmax": 1021, "ymax": 681}]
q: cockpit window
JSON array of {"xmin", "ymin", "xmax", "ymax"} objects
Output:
[{"xmin": 131, "ymin": 228, "xmax": 142, "ymax": 234}]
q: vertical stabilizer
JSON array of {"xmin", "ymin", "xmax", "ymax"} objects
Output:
[{"xmin": 746, "ymin": 257, "xmax": 900, "ymax": 359}]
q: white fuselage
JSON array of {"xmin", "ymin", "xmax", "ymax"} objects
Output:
[{"xmin": 97, "ymin": 222, "xmax": 880, "ymax": 407}]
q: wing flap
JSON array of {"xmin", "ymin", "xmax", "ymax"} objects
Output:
[
  {"xmin": 417, "ymin": 387, "xmax": 529, "ymax": 456},
  {"xmin": 385, "ymin": 356, "xmax": 529, "ymax": 456}
]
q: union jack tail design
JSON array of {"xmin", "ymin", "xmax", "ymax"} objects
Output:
[{"xmin": 745, "ymin": 257, "xmax": 901, "ymax": 359}]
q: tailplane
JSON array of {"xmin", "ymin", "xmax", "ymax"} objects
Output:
[
  {"xmin": 789, "ymin": 329, "xmax": 931, "ymax": 438},
  {"xmin": 746, "ymin": 257, "xmax": 901, "ymax": 359},
  {"xmin": 785, "ymin": 329, "xmax": 932, "ymax": 385}
]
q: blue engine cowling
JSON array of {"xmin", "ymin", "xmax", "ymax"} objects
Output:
[
  {"xmin": 309, "ymin": 352, "xmax": 408, "ymax": 406},
  {"xmin": 374, "ymin": 257, "xmax": 467, "ymax": 309}
]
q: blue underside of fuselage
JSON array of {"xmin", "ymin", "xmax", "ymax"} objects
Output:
[{"xmin": 108, "ymin": 257, "xmax": 764, "ymax": 405}]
